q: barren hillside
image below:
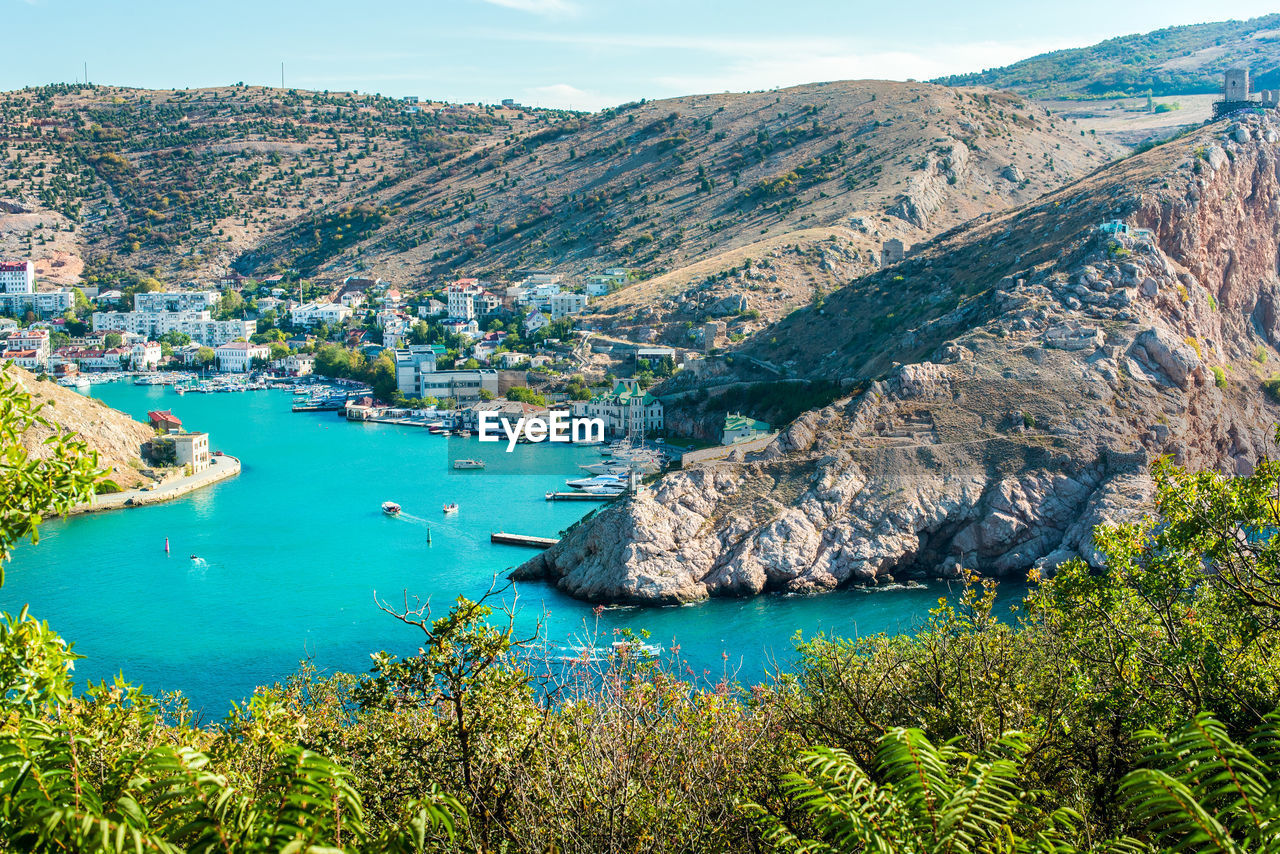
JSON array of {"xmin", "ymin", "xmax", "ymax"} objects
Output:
[
  {"xmin": 7, "ymin": 367, "xmax": 155, "ymax": 490},
  {"xmin": 516, "ymin": 113, "xmax": 1280, "ymax": 604}
]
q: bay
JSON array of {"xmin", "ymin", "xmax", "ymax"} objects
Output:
[{"xmin": 1, "ymin": 382, "xmax": 1022, "ymax": 716}]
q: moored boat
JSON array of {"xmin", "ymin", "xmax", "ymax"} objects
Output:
[{"xmin": 453, "ymin": 459, "xmax": 485, "ymax": 470}]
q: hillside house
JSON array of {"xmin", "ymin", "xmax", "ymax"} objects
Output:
[{"xmin": 722, "ymin": 412, "xmax": 771, "ymax": 445}]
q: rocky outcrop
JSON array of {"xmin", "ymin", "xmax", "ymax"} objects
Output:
[
  {"xmin": 889, "ymin": 141, "xmax": 972, "ymax": 228},
  {"xmin": 8, "ymin": 367, "xmax": 155, "ymax": 489},
  {"xmin": 516, "ymin": 113, "xmax": 1280, "ymax": 605}
]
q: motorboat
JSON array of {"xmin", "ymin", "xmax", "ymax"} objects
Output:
[
  {"xmin": 382, "ymin": 501, "xmax": 401, "ymax": 516},
  {"xmin": 453, "ymin": 459, "xmax": 485, "ymax": 470},
  {"xmin": 566, "ymin": 474, "xmax": 626, "ymax": 490},
  {"xmin": 442, "ymin": 503, "xmax": 459, "ymax": 514}
]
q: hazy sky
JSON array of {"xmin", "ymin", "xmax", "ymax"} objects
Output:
[{"xmin": 6, "ymin": 1, "xmax": 1278, "ymax": 109}]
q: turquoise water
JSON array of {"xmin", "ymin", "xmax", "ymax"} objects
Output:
[{"xmin": 2, "ymin": 383, "xmax": 1023, "ymax": 717}]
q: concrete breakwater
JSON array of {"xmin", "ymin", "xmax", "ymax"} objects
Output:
[{"xmin": 70, "ymin": 454, "xmax": 241, "ymax": 515}]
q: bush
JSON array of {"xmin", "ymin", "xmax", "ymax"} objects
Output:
[{"xmin": 1212, "ymin": 365, "xmax": 1227, "ymax": 389}]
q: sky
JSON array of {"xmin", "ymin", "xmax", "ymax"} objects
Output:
[{"xmin": 5, "ymin": 0, "xmax": 1279, "ymax": 110}]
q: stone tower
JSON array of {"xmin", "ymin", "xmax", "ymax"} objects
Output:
[{"xmin": 1225, "ymin": 68, "xmax": 1250, "ymax": 102}]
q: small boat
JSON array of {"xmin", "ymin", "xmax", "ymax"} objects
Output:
[
  {"xmin": 458, "ymin": 429, "xmax": 472, "ymax": 438},
  {"xmin": 382, "ymin": 501, "xmax": 401, "ymax": 516},
  {"xmin": 440, "ymin": 430, "xmax": 453, "ymax": 437},
  {"xmin": 453, "ymin": 459, "xmax": 485, "ymax": 470},
  {"xmin": 442, "ymin": 503, "xmax": 459, "ymax": 514}
]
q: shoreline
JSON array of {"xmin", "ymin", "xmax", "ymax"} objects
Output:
[{"xmin": 68, "ymin": 454, "xmax": 241, "ymax": 516}]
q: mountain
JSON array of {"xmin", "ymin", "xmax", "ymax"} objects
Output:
[
  {"xmin": 937, "ymin": 14, "xmax": 1280, "ymax": 98},
  {"xmin": 7, "ymin": 367, "xmax": 155, "ymax": 490},
  {"xmin": 514, "ymin": 112, "xmax": 1280, "ymax": 604},
  {"xmin": 0, "ymin": 80, "xmax": 1116, "ymax": 302}
]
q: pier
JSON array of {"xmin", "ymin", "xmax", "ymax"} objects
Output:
[
  {"xmin": 545, "ymin": 491, "xmax": 621, "ymax": 501},
  {"xmin": 490, "ymin": 532, "xmax": 559, "ymax": 548}
]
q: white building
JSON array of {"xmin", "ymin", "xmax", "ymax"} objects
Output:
[
  {"xmin": 393, "ymin": 345, "xmax": 498, "ymax": 401},
  {"xmin": 130, "ymin": 341, "xmax": 162, "ymax": 371},
  {"xmin": 0, "ymin": 290, "xmax": 74, "ymax": 319},
  {"xmin": 446, "ymin": 279, "xmax": 500, "ymax": 321},
  {"xmin": 522, "ymin": 310, "xmax": 550, "ymax": 335},
  {"xmin": 418, "ymin": 298, "xmax": 446, "ymax": 318},
  {"xmin": 133, "ymin": 291, "xmax": 218, "ymax": 313},
  {"xmin": 571, "ymin": 379, "xmax": 664, "ymax": 438},
  {"xmin": 3, "ymin": 329, "xmax": 50, "ymax": 370},
  {"xmin": 170, "ymin": 432, "xmax": 211, "ymax": 473},
  {"xmin": 549, "ymin": 292, "xmax": 589, "ymax": 320},
  {"xmin": 0, "ymin": 260, "xmax": 35, "ymax": 294},
  {"xmin": 289, "ymin": 302, "xmax": 352, "ymax": 327},
  {"xmin": 272, "ymin": 353, "xmax": 315, "ymax": 376},
  {"xmin": 214, "ymin": 341, "xmax": 269, "ymax": 372},
  {"xmin": 91, "ymin": 310, "xmax": 255, "ymax": 347}
]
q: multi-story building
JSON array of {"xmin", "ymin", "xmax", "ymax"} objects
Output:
[
  {"xmin": 271, "ymin": 353, "xmax": 315, "ymax": 376},
  {"xmin": 393, "ymin": 345, "xmax": 498, "ymax": 401},
  {"xmin": 214, "ymin": 341, "xmax": 270, "ymax": 372},
  {"xmin": 0, "ymin": 260, "xmax": 35, "ymax": 294},
  {"xmin": 549, "ymin": 292, "xmax": 589, "ymax": 320},
  {"xmin": 289, "ymin": 302, "xmax": 352, "ymax": 328},
  {"xmin": 0, "ymin": 290, "xmax": 74, "ymax": 319},
  {"xmin": 131, "ymin": 341, "xmax": 162, "ymax": 371},
  {"xmin": 91, "ymin": 310, "xmax": 255, "ymax": 347},
  {"xmin": 446, "ymin": 279, "xmax": 500, "ymax": 321},
  {"xmin": 572, "ymin": 379, "xmax": 664, "ymax": 438},
  {"xmin": 3, "ymin": 328, "xmax": 50, "ymax": 370},
  {"xmin": 132, "ymin": 291, "xmax": 218, "ymax": 313},
  {"xmin": 522, "ymin": 310, "xmax": 550, "ymax": 336}
]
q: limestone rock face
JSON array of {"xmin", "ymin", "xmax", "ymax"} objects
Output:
[{"xmin": 515, "ymin": 113, "xmax": 1280, "ymax": 605}]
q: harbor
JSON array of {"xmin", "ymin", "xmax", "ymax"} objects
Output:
[{"xmin": 1, "ymin": 379, "xmax": 983, "ymax": 715}]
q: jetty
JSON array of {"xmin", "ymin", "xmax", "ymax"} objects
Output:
[
  {"xmin": 490, "ymin": 532, "xmax": 559, "ymax": 549},
  {"xmin": 545, "ymin": 491, "xmax": 620, "ymax": 501}
]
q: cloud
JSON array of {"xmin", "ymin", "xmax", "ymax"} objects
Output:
[
  {"xmin": 485, "ymin": 29, "xmax": 1084, "ymax": 97},
  {"xmin": 523, "ymin": 83, "xmax": 617, "ymax": 111},
  {"xmin": 476, "ymin": 0, "xmax": 576, "ymax": 15}
]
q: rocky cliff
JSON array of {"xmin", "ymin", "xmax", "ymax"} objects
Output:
[
  {"xmin": 8, "ymin": 368, "xmax": 155, "ymax": 490},
  {"xmin": 515, "ymin": 113, "xmax": 1280, "ymax": 604}
]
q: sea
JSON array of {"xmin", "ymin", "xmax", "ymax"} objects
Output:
[{"xmin": 1, "ymin": 383, "xmax": 1025, "ymax": 717}]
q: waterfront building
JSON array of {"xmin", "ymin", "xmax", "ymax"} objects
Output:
[
  {"xmin": 456, "ymin": 399, "xmax": 548, "ymax": 432},
  {"xmin": 572, "ymin": 379, "xmax": 664, "ymax": 438},
  {"xmin": 214, "ymin": 341, "xmax": 269, "ymax": 372},
  {"xmin": 271, "ymin": 353, "xmax": 315, "ymax": 376},
  {"xmin": 131, "ymin": 341, "xmax": 162, "ymax": 371},
  {"xmin": 393, "ymin": 344, "xmax": 496, "ymax": 401},
  {"xmin": 170, "ymin": 432, "xmax": 211, "ymax": 473},
  {"xmin": 148, "ymin": 410, "xmax": 183, "ymax": 433}
]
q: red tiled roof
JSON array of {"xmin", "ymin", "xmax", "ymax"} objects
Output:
[{"xmin": 147, "ymin": 410, "xmax": 182, "ymax": 427}]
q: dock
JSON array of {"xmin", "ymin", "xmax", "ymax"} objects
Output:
[
  {"xmin": 545, "ymin": 491, "xmax": 621, "ymax": 501},
  {"xmin": 490, "ymin": 532, "xmax": 559, "ymax": 549}
]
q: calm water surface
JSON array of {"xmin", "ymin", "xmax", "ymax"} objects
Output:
[{"xmin": 2, "ymin": 383, "xmax": 1024, "ymax": 716}]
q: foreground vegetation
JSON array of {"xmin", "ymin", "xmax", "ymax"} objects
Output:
[{"xmin": 5, "ymin": 374, "xmax": 1280, "ymax": 851}]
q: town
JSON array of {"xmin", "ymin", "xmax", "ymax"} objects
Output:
[{"xmin": 0, "ymin": 257, "xmax": 777, "ymax": 451}]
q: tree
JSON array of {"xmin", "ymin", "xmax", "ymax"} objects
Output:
[
  {"xmin": 159, "ymin": 330, "xmax": 191, "ymax": 347},
  {"xmin": 506, "ymin": 386, "xmax": 546, "ymax": 406},
  {"xmin": 477, "ymin": 388, "xmax": 495, "ymax": 401},
  {"xmin": 196, "ymin": 346, "xmax": 215, "ymax": 368},
  {"xmin": 103, "ymin": 332, "xmax": 123, "ymax": 349}
]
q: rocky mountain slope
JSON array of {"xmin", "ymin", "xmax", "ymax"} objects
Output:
[
  {"xmin": 515, "ymin": 112, "xmax": 1280, "ymax": 604},
  {"xmin": 938, "ymin": 13, "xmax": 1280, "ymax": 98},
  {"xmin": 0, "ymin": 80, "xmax": 1116, "ymax": 296},
  {"xmin": 7, "ymin": 367, "xmax": 154, "ymax": 490}
]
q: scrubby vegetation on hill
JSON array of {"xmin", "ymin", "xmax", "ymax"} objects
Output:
[{"xmin": 937, "ymin": 13, "xmax": 1280, "ymax": 98}]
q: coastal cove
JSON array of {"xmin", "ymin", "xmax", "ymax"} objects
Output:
[{"xmin": 2, "ymin": 384, "xmax": 1024, "ymax": 715}]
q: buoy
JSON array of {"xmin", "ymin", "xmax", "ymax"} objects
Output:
[
  {"xmin": 427, "ymin": 525, "xmax": 432, "ymax": 545},
  {"xmin": 165, "ymin": 537, "xmax": 170, "ymax": 553}
]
